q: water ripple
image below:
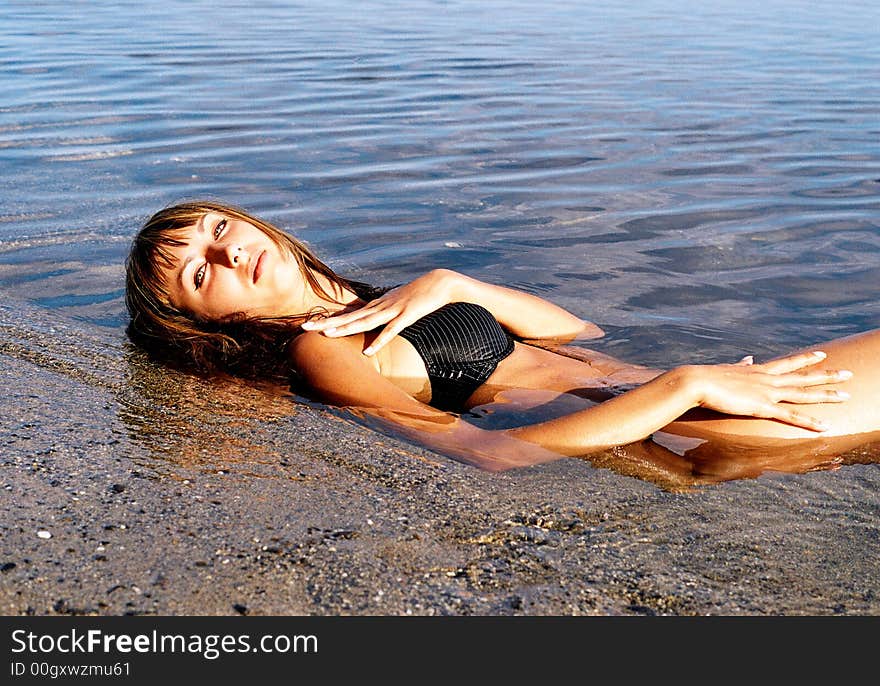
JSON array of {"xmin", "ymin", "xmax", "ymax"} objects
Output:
[{"xmin": 0, "ymin": 0, "xmax": 878, "ymax": 359}]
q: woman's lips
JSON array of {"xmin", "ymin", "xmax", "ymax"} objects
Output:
[{"xmin": 252, "ymin": 250, "xmax": 266, "ymax": 283}]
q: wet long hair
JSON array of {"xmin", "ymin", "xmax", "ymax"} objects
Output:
[{"xmin": 125, "ymin": 200, "xmax": 370, "ymax": 381}]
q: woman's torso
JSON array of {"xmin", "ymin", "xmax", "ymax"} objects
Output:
[
  {"xmin": 340, "ymin": 286, "xmax": 880, "ymax": 481},
  {"xmin": 344, "ymin": 283, "xmax": 880, "ymax": 442},
  {"xmin": 371, "ymin": 308, "xmax": 658, "ymax": 408},
  {"xmin": 375, "ymin": 311, "xmax": 879, "ymax": 438}
]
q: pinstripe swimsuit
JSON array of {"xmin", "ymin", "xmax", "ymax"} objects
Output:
[{"xmin": 348, "ymin": 281, "xmax": 516, "ymax": 411}]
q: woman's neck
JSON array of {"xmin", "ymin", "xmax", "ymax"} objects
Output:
[{"xmin": 303, "ymin": 273, "xmax": 360, "ymax": 315}]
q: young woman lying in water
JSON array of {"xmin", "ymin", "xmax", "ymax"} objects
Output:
[{"xmin": 124, "ymin": 200, "xmax": 880, "ymax": 479}]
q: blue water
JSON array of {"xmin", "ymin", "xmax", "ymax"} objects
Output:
[{"xmin": 1, "ymin": 0, "xmax": 879, "ymax": 363}]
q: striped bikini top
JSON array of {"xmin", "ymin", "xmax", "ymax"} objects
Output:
[{"xmin": 347, "ymin": 281, "xmax": 515, "ymax": 411}]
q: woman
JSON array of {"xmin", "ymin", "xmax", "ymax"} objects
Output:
[{"xmin": 125, "ymin": 200, "xmax": 879, "ymax": 476}]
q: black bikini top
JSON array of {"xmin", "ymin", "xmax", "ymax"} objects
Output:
[{"xmin": 346, "ymin": 280, "xmax": 515, "ymax": 411}]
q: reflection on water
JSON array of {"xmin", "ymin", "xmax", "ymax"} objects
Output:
[
  {"xmin": 448, "ymin": 382, "xmax": 880, "ymax": 491},
  {"xmin": 1, "ymin": 0, "xmax": 880, "ymax": 486},
  {"xmin": 614, "ymin": 429, "xmax": 880, "ymax": 492},
  {"xmin": 117, "ymin": 349, "xmax": 298, "ymax": 470}
]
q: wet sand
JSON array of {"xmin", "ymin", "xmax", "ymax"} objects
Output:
[{"xmin": 2, "ymin": 299, "xmax": 879, "ymax": 616}]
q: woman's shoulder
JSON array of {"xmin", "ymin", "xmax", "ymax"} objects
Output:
[
  {"xmin": 288, "ymin": 329, "xmax": 368, "ymax": 361},
  {"xmin": 286, "ymin": 329, "xmax": 389, "ymax": 404}
]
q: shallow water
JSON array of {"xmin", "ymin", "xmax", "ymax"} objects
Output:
[{"xmin": 2, "ymin": 1, "xmax": 880, "ymax": 476}]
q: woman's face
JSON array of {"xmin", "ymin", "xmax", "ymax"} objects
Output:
[{"xmin": 160, "ymin": 212, "xmax": 306, "ymax": 320}]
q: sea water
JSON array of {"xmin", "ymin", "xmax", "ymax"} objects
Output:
[{"xmin": 2, "ymin": 0, "xmax": 880, "ymax": 474}]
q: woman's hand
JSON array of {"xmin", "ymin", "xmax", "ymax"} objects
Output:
[
  {"xmin": 301, "ymin": 269, "xmax": 464, "ymax": 355},
  {"xmin": 680, "ymin": 350, "xmax": 853, "ymax": 432}
]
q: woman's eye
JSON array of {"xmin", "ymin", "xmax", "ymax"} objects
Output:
[
  {"xmin": 213, "ymin": 219, "xmax": 227, "ymax": 239},
  {"xmin": 194, "ymin": 264, "xmax": 206, "ymax": 290}
]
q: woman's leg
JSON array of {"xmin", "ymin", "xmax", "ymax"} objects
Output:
[{"xmin": 664, "ymin": 328, "xmax": 880, "ymax": 439}]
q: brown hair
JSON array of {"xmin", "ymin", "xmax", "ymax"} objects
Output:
[{"xmin": 125, "ymin": 200, "xmax": 356, "ymax": 380}]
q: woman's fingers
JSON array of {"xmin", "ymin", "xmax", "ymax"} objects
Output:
[
  {"xmin": 364, "ymin": 321, "xmax": 407, "ymax": 356},
  {"xmin": 302, "ymin": 304, "xmax": 394, "ymax": 336},
  {"xmin": 765, "ymin": 406, "xmax": 830, "ymax": 432},
  {"xmin": 299, "ymin": 295, "xmax": 429, "ymax": 354},
  {"xmin": 301, "ymin": 307, "xmax": 375, "ymax": 331},
  {"xmin": 755, "ymin": 371, "xmax": 852, "ymax": 431},
  {"xmin": 324, "ymin": 309, "xmax": 398, "ymax": 337},
  {"xmin": 771, "ymin": 388, "xmax": 850, "ymax": 404},
  {"xmin": 759, "ymin": 350, "xmax": 827, "ymax": 374},
  {"xmin": 768, "ymin": 368, "xmax": 853, "ymax": 388}
]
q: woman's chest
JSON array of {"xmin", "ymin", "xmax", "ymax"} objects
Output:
[{"xmin": 372, "ymin": 335, "xmax": 433, "ymax": 403}]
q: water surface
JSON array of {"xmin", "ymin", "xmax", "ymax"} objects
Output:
[{"xmin": 2, "ymin": 0, "xmax": 880, "ymax": 478}]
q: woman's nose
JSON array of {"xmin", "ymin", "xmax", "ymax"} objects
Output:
[{"xmin": 207, "ymin": 242, "xmax": 242, "ymax": 267}]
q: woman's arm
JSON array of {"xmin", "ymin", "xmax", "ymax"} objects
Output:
[
  {"xmin": 288, "ymin": 330, "xmax": 563, "ymax": 471},
  {"xmin": 508, "ymin": 353, "xmax": 849, "ymax": 455},
  {"xmin": 301, "ymin": 269, "xmax": 602, "ymax": 355},
  {"xmin": 290, "ymin": 334, "xmax": 850, "ymax": 469}
]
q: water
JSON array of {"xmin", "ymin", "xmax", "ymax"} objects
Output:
[
  {"xmin": 3, "ymin": 0, "xmax": 880, "ymax": 617},
  {"xmin": 2, "ymin": 0, "xmax": 880, "ymax": 457}
]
